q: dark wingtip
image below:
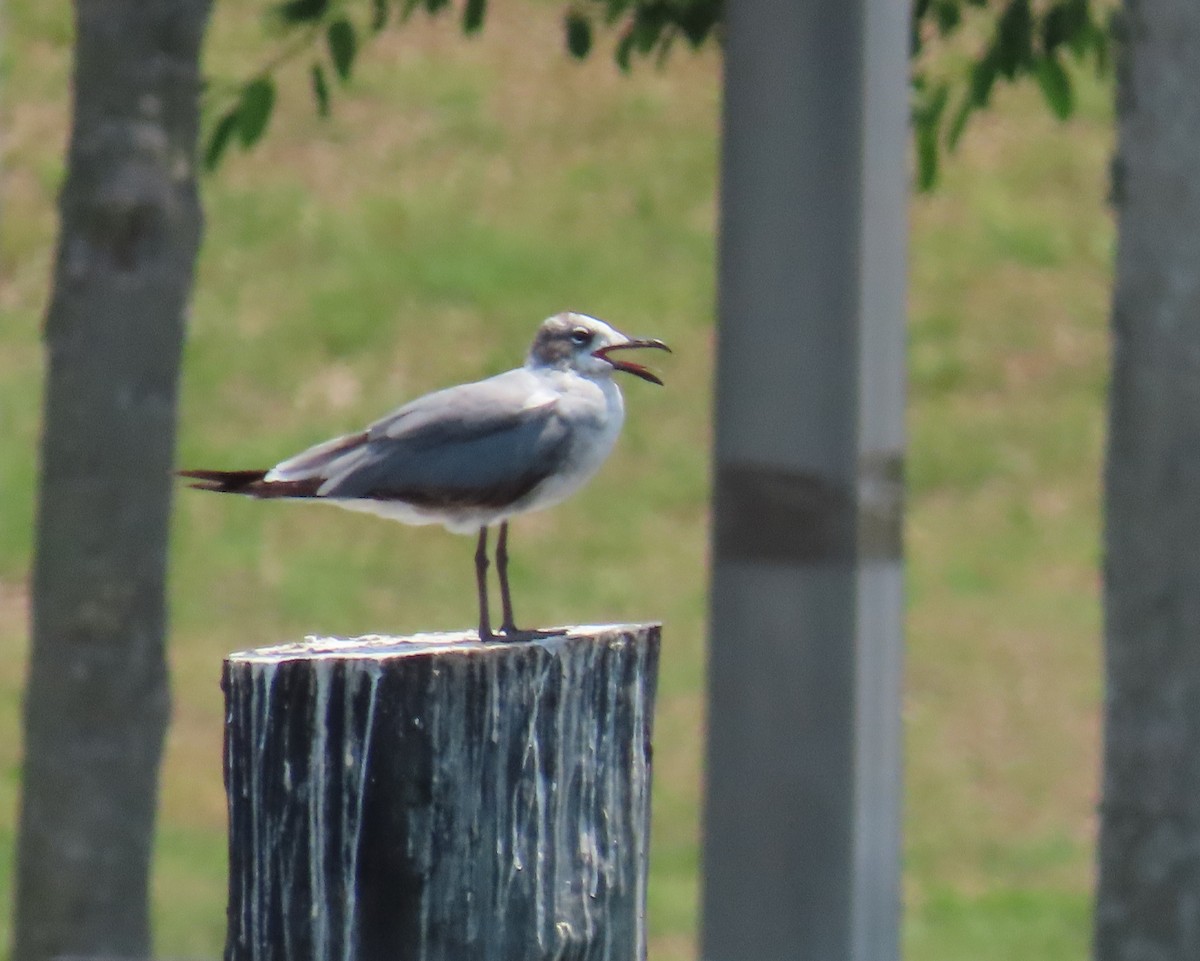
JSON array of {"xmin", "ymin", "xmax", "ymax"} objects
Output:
[
  {"xmin": 177, "ymin": 468, "xmax": 269, "ymax": 494},
  {"xmin": 177, "ymin": 467, "xmax": 325, "ymax": 498}
]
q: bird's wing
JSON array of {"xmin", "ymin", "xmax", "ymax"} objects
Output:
[{"xmin": 267, "ymin": 370, "xmax": 571, "ymax": 508}]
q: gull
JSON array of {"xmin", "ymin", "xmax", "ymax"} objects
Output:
[{"xmin": 180, "ymin": 312, "xmax": 670, "ymax": 642}]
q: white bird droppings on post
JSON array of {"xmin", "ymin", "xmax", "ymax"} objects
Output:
[{"xmin": 224, "ymin": 624, "xmax": 660, "ymax": 961}]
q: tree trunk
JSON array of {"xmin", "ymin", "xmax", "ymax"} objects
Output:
[
  {"xmin": 14, "ymin": 3, "xmax": 212, "ymax": 961},
  {"xmin": 1096, "ymin": 3, "xmax": 1200, "ymax": 959}
]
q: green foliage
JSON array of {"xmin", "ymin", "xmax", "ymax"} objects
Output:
[
  {"xmin": 911, "ymin": 0, "xmax": 1111, "ymax": 190},
  {"xmin": 203, "ymin": 109, "xmax": 240, "ymax": 171},
  {"xmin": 912, "ymin": 77, "xmax": 950, "ymax": 191},
  {"xmin": 572, "ymin": 0, "xmax": 722, "ymax": 71},
  {"xmin": 201, "ymin": 0, "xmax": 1115, "ymax": 192},
  {"xmin": 565, "ymin": 11, "xmax": 593, "ymax": 59},
  {"xmin": 205, "ymin": 76, "xmax": 276, "ymax": 170},
  {"xmin": 326, "ymin": 18, "xmax": 357, "ymax": 80},
  {"xmin": 371, "ymin": 0, "xmax": 388, "ymax": 30},
  {"xmin": 202, "ymin": 0, "xmax": 722, "ymax": 170},
  {"xmin": 1035, "ymin": 55, "xmax": 1073, "ymax": 119},
  {"xmin": 277, "ymin": 0, "xmax": 328, "ymax": 23},
  {"xmin": 310, "ymin": 62, "xmax": 330, "ymax": 116},
  {"xmin": 462, "ymin": 0, "xmax": 486, "ymax": 33},
  {"xmin": 237, "ymin": 78, "xmax": 276, "ymax": 146}
]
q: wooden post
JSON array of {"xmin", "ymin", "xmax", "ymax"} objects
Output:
[{"xmin": 222, "ymin": 625, "xmax": 660, "ymax": 961}]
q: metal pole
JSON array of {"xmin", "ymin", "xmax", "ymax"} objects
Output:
[{"xmin": 702, "ymin": 1, "xmax": 908, "ymax": 958}]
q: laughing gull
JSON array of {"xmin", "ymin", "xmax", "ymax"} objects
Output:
[{"xmin": 180, "ymin": 312, "xmax": 670, "ymax": 642}]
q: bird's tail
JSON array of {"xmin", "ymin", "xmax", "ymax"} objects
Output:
[{"xmin": 177, "ymin": 468, "xmax": 320, "ymax": 498}]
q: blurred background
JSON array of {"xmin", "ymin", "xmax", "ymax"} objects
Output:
[{"xmin": 0, "ymin": 1, "xmax": 1109, "ymax": 958}]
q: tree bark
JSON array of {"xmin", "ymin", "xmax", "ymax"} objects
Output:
[
  {"xmin": 223, "ymin": 627, "xmax": 660, "ymax": 961},
  {"xmin": 1096, "ymin": 3, "xmax": 1200, "ymax": 959},
  {"xmin": 15, "ymin": 3, "xmax": 212, "ymax": 961}
]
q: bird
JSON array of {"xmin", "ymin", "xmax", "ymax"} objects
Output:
[{"xmin": 180, "ymin": 312, "xmax": 670, "ymax": 642}]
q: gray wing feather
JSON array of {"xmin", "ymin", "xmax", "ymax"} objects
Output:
[{"xmin": 268, "ymin": 369, "xmax": 570, "ymax": 508}]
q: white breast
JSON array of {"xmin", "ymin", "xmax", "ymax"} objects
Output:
[{"xmin": 522, "ymin": 374, "xmax": 625, "ymax": 512}]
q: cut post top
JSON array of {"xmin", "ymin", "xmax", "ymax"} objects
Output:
[
  {"xmin": 226, "ymin": 622, "xmax": 662, "ymax": 664},
  {"xmin": 222, "ymin": 621, "xmax": 662, "ymax": 961}
]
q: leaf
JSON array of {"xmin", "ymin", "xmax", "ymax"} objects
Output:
[
  {"xmin": 631, "ymin": 6, "xmax": 666, "ymax": 55},
  {"xmin": 601, "ymin": 0, "xmax": 631, "ymax": 26},
  {"xmin": 277, "ymin": 0, "xmax": 327, "ymax": 23},
  {"xmin": 968, "ymin": 52, "xmax": 997, "ymax": 107},
  {"xmin": 1042, "ymin": 1, "xmax": 1077, "ymax": 54},
  {"xmin": 932, "ymin": 0, "xmax": 960, "ymax": 34},
  {"xmin": 237, "ymin": 78, "xmax": 275, "ymax": 148},
  {"xmin": 654, "ymin": 29, "xmax": 675, "ymax": 67},
  {"xmin": 911, "ymin": 80, "xmax": 948, "ymax": 189},
  {"xmin": 947, "ymin": 95, "xmax": 974, "ymax": 150},
  {"xmin": 912, "ymin": 79, "xmax": 949, "ymax": 126},
  {"xmin": 915, "ymin": 112, "xmax": 940, "ymax": 192},
  {"xmin": 204, "ymin": 108, "xmax": 241, "ymax": 171},
  {"xmin": 1068, "ymin": 9, "xmax": 1108, "ymax": 64},
  {"xmin": 371, "ymin": 0, "xmax": 389, "ymax": 31},
  {"xmin": 677, "ymin": 0, "xmax": 719, "ymax": 46},
  {"xmin": 327, "ymin": 18, "xmax": 358, "ymax": 81},
  {"xmin": 994, "ymin": 0, "xmax": 1033, "ymax": 78},
  {"xmin": 615, "ymin": 28, "xmax": 635, "ymax": 71},
  {"xmin": 311, "ymin": 63, "xmax": 331, "ymax": 117},
  {"xmin": 463, "ymin": 0, "xmax": 486, "ymax": 33},
  {"xmin": 565, "ymin": 12, "xmax": 592, "ymax": 59},
  {"xmin": 1035, "ymin": 54, "xmax": 1073, "ymax": 120}
]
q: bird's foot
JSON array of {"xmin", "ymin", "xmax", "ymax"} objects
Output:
[{"xmin": 484, "ymin": 624, "xmax": 568, "ymax": 643}]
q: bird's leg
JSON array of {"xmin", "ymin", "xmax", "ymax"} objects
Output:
[
  {"xmin": 475, "ymin": 526, "xmax": 497, "ymax": 643},
  {"xmin": 496, "ymin": 521, "xmax": 566, "ymax": 641},
  {"xmin": 496, "ymin": 521, "xmax": 518, "ymax": 634}
]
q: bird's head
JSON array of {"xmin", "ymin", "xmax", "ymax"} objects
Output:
[{"xmin": 528, "ymin": 312, "xmax": 670, "ymax": 385}]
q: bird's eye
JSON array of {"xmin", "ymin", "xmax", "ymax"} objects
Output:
[{"xmin": 570, "ymin": 327, "xmax": 593, "ymax": 346}]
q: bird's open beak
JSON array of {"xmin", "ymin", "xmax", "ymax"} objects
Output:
[{"xmin": 593, "ymin": 338, "xmax": 672, "ymax": 385}]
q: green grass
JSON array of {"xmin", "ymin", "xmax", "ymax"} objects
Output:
[
  {"xmin": 908, "ymin": 886, "xmax": 1092, "ymax": 961},
  {"xmin": 0, "ymin": 5, "xmax": 1113, "ymax": 960}
]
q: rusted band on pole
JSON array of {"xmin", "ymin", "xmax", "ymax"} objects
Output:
[{"xmin": 714, "ymin": 451, "xmax": 903, "ymax": 565}]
